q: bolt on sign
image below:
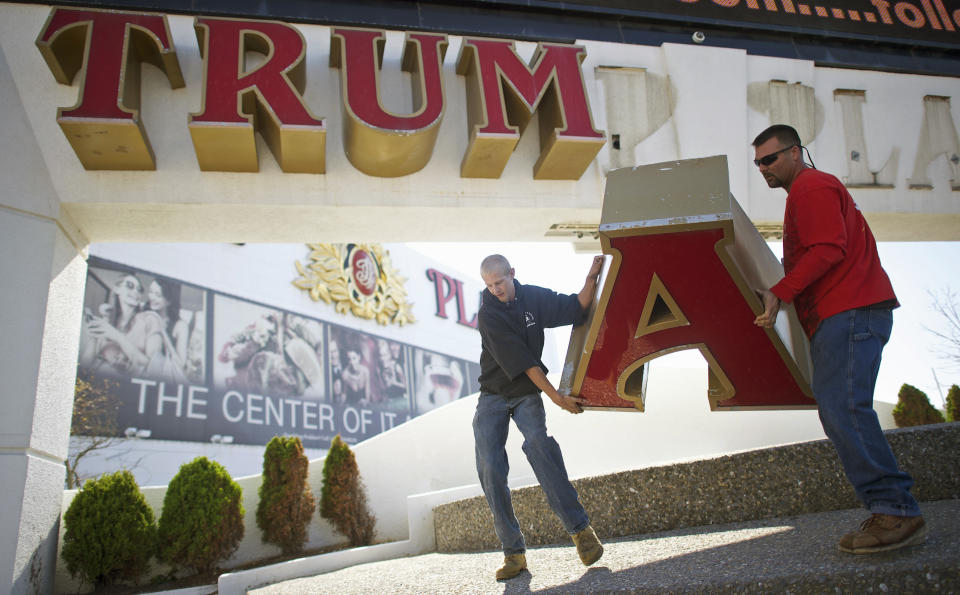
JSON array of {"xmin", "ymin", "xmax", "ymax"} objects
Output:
[
  {"xmin": 35, "ymin": 7, "xmax": 605, "ymax": 178},
  {"xmin": 561, "ymin": 156, "xmax": 816, "ymax": 411}
]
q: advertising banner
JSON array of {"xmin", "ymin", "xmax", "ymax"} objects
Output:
[{"xmin": 77, "ymin": 257, "xmax": 480, "ymax": 447}]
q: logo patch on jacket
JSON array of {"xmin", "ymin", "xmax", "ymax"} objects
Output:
[{"xmin": 524, "ymin": 312, "xmax": 536, "ymax": 327}]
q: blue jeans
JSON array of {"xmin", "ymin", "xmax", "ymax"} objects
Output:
[
  {"xmin": 473, "ymin": 392, "xmax": 590, "ymax": 554},
  {"xmin": 811, "ymin": 307, "xmax": 920, "ymax": 517}
]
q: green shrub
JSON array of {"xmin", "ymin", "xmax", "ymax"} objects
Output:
[
  {"xmin": 257, "ymin": 436, "xmax": 316, "ymax": 554},
  {"xmin": 61, "ymin": 470, "xmax": 156, "ymax": 588},
  {"xmin": 319, "ymin": 435, "xmax": 376, "ymax": 546},
  {"xmin": 892, "ymin": 383, "xmax": 945, "ymax": 427},
  {"xmin": 946, "ymin": 384, "xmax": 960, "ymax": 423},
  {"xmin": 157, "ymin": 457, "xmax": 244, "ymax": 575}
]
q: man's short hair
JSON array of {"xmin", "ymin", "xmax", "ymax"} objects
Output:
[
  {"xmin": 480, "ymin": 254, "xmax": 511, "ymax": 277},
  {"xmin": 752, "ymin": 124, "xmax": 802, "ymax": 148}
]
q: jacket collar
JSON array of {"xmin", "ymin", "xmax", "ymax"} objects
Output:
[{"xmin": 482, "ymin": 278, "xmax": 522, "ymax": 309}]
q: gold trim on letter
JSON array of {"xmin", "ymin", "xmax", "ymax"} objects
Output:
[{"xmin": 635, "ymin": 273, "xmax": 690, "ymax": 338}]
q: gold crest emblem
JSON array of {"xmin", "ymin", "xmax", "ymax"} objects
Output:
[{"xmin": 293, "ymin": 243, "xmax": 416, "ymax": 326}]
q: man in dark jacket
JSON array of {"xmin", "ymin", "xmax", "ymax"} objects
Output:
[{"xmin": 474, "ymin": 253, "xmax": 604, "ymax": 580}]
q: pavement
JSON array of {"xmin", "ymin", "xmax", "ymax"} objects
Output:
[{"xmin": 245, "ymin": 498, "xmax": 959, "ymax": 594}]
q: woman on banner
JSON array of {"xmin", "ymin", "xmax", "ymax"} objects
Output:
[
  {"xmin": 341, "ymin": 346, "xmax": 371, "ymax": 405},
  {"xmin": 147, "ymin": 277, "xmax": 191, "ymax": 381},
  {"xmin": 377, "ymin": 339, "xmax": 407, "ymax": 404},
  {"xmin": 79, "ymin": 273, "xmax": 165, "ymax": 378},
  {"xmin": 329, "ymin": 339, "xmax": 346, "ymax": 403}
]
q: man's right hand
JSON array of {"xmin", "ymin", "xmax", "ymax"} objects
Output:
[
  {"xmin": 525, "ymin": 366, "xmax": 586, "ymax": 414},
  {"xmin": 551, "ymin": 393, "xmax": 586, "ymax": 414}
]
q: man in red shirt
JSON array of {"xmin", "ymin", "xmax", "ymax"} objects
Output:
[{"xmin": 752, "ymin": 124, "xmax": 926, "ymax": 554}]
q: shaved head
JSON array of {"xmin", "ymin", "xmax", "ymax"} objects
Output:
[
  {"xmin": 480, "ymin": 254, "xmax": 516, "ymax": 303},
  {"xmin": 480, "ymin": 254, "xmax": 511, "ymax": 277}
]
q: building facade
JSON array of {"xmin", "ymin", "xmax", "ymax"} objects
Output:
[{"xmin": 2, "ymin": 0, "xmax": 959, "ymax": 591}]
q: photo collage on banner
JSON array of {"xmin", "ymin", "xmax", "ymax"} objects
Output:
[
  {"xmin": 76, "ymin": 257, "xmax": 480, "ymax": 448},
  {"xmin": 79, "ymin": 263, "xmax": 207, "ymax": 386},
  {"xmin": 413, "ymin": 349, "xmax": 471, "ymax": 415}
]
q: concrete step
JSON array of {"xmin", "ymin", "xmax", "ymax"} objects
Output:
[
  {"xmin": 434, "ymin": 423, "xmax": 960, "ymax": 553},
  {"xmin": 248, "ymin": 498, "xmax": 959, "ymax": 594},
  {"xmin": 242, "ymin": 424, "xmax": 960, "ymax": 594},
  {"xmin": 230, "ymin": 424, "xmax": 959, "ymax": 593}
]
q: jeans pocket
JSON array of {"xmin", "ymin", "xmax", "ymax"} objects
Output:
[{"xmin": 853, "ymin": 308, "xmax": 892, "ymax": 343}]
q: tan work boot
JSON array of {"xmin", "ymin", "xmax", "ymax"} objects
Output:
[
  {"xmin": 572, "ymin": 525, "xmax": 603, "ymax": 566},
  {"xmin": 495, "ymin": 553, "xmax": 527, "ymax": 580},
  {"xmin": 838, "ymin": 513, "xmax": 927, "ymax": 554}
]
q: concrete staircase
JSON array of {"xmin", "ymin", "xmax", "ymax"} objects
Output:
[
  {"xmin": 245, "ymin": 423, "xmax": 960, "ymax": 594},
  {"xmin": 434, "ymin": 422, "xmax": 960, "ymax": 552},
  {"xmin": 250, "ymin": 499, "xmax": 960, "ymax": 594},
  {"xmin": 231, "ymin": 423, "xmax": 960, "ymax": 593}
]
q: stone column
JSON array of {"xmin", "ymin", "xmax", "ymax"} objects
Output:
[{"xmin": 0, "ymin": 44, "xmax": 88, "ymax": 594}]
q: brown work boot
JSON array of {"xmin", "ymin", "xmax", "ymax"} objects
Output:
[
  {"xmin": 495, "ymin": 553, "xmax": 527, "ymax": 580},
  {"xmin": 572, "ymin": 525, "xmax": 603, "ymax": 566},
  {"xmin": 838, "ymin": 513, "xmax": 927, "ymax": 554}
]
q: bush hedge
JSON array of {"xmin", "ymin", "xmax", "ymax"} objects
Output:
[
  {"xmin": 257, "ymin": 436, "xmax": 316, "ymax": 554},
  {"xmin": 61, "ymin": 470, "xmax": 156, "ymax": 588},
  {"xmin": 892, "ymin": 383, "xmax": 945, "ymax": 427},
  {"xmin": 320, "ymin": 435, "xmax": 376, "ymax": 546},
  {"xmin": 946, "ymin": 384, "xmax": 960, "ymax": 423},
  {"xmin": 157, "ymin": 457, "xmax": 244, "ymax": 575}
]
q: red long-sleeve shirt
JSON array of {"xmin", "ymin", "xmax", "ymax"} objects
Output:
[{"xmin": 771, "ymin": 168, "xmax": 898, "ymax": 338}]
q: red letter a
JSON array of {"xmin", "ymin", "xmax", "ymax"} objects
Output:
[{"xmin": 567, "ymin": 157, "xmax": 814, "ymax": 411}]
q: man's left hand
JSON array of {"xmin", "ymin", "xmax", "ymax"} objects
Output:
[
  {"xmin": 587, "ymin": 255, "xmax": 604, "ymax": 281},
  {"xmin": 754, "ymin": 289, "xmax": 780, "ymax": 328}
]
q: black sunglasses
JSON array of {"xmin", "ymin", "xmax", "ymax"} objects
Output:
[{"xmin": 754, "ymin": 145, "xmax": 797, "ymax": 167}]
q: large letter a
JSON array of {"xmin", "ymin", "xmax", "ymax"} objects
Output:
[{"xmin": 564, "ymin": 156, "xmax": 814, "ymax": 412}]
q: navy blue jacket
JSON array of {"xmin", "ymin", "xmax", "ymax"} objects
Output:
[{"xmin": 477, "ymin": 279, "xmax": 587, "ymax": 397}]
